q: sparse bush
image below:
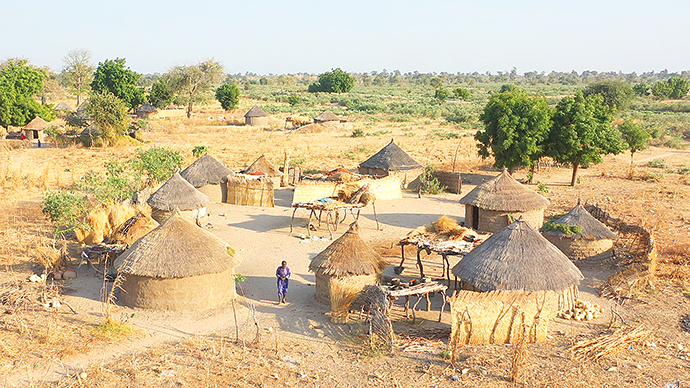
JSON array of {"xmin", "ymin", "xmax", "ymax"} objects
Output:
[
  {"xmin": 41, "ymin": 190, "xmax": 90, "ymax": 236},
  {"xmin": 647, "ymin": 159, "xmax": 667, "ymax": 168},
  {"xmin": 130, "ymin": 146, "xmax": 183, "ymax": 184},
  {"xmin": 352, "ymin": 128, "xmax": 365, "ymax": 137},
  {"xmin": 192, "ymin": 145, "xmax": 209, "ymax": 158},
  {"xmin": 419, "ymin": 166, "xmax": 446, "ymax": 195}
]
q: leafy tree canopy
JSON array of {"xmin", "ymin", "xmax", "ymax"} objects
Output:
[
  {"xmin": 0, "ymin": 59, "xmax": 56, "ymax": 127},
  {"xmin": 215, "ymin": 83, "xmax": 240, "ymax": 110},
  {"xmin": 453, "ymin": 87, "xmax": 471, "ymax": 100},
  {"xmin": 547, "ymin": 92, "xmax": 624, "ymax": 185},
  {"xmin": 618, "ymin": 119, "xmax": 650, "ymax": 164},
  {"xmin": 434, "ymin": 88, "xmax": 450, "ymax": 103},
  {"xmin": 148, "ymin": 78, "xmax": 174, "ymax": 109},
  {"xmin": 85, "ymin": 91, "xmax": 130, "ymax": 145},
  {"xmin": 476, "ymin": 87, "xmax": 551, "ymax": 172},
  {"xmin": 651, "ymin": 77, "xmax": 689, "ymax": 99},
  {"xmin": 167, "ymin": 59, "xmax": 225, "ymax": 118},
  {"xmin": 582, "ymin": 80, "xmax": 634, "ymax": 110},
  {"xmin": 308, "ymin": 68, "xmax": 355, "ymax": 93},
  {"xmin": 91, "ymin": 58, "xmax": 145, "ymax": 110}
]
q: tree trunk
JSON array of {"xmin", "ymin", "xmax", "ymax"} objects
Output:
[
  {"xmin": 528, "ymin": 164, "xmax": 536, "ymax": 184},
  {"xmin": 630, "ymin": 151, "xmax": 634, "ymax": 166},
  {"xmin": 570, "ymin": 163, "xmax": 579, "ymax": 186},
  {"xmin": 186, "ymin": 103, "xmax": 193, "ymax": 118},
  {"xmin": 77, "ymin": 94, "xmax": 82, "ymax": 108}
]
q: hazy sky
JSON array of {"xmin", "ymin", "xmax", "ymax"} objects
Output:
[{"xmin": 3, "ymin": 0, "xmax": 689, "ymax": 75}]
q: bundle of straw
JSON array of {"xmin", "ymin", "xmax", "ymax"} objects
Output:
[
  {"xmin": 329, "ymin": 280, "xmax": 362, "ymax": 324},
  {"xmin": 571, "ymin": 324, "xmax": 648, "ymax": 361}
]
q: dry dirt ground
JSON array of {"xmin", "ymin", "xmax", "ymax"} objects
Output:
[{"xmin": 1, "ymin": 112, "xmax": 690, "ymax": 387}]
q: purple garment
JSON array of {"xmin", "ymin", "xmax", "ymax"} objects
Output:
[{"xmin": 276, "ymin": 266, "xmax": 291, "ymax": 296}]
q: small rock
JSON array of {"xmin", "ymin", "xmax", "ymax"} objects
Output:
[
  {"xmin": 607, "ymin": 367, "xmax": 617, "ymax": 372},
  {"xmin": 79, "ymin": 372, "xmax": 87, "ymax": 379},
  {"xmin": 676, "ymin": 344, "xmax": 684, "ymax": 351},
  {"xmin": 461, "ymin": 368, "xmax": 470, "ymax": 375},
  {"xmin": 161, "ymin": 369, "xmax": 177, "ymax": 377},
  {"xmin": 449, "ymin": 374, "xmax": 460, "ymax": 381},
  {"xmin": 637, "ymin": 365, "xmax": 642, "ymax": 369}
]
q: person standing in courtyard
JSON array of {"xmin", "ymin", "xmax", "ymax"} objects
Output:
[{"xmin": 276, "ymin": 261, "xmax": 291, "ymax": 304}]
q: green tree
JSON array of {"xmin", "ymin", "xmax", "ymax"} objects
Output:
[
  {"xmin": 130, "ymin": 146, "xmax": 183, "ymax": 184},
  {"xmin": 148, "ymin": 78, "xmax": 174, "ymax": 109},
  {"xmin": 215, "ymin": 83, "xmax": 240, "ymax": 110},
  {"xmin": 287, "ymin": 94, "xmax": 301, "ymax": 106},
  {"xmin": 476, "ymin": 87, "xmax": 551, "ymax": 177},
  {"xmin": 651, "ymin": 77, "xmax": 690, "ymax": 99},
  {"xmin": 547, "ymin": 93, "xmax": 624, "ymax": 186},
  {"xmin": 632, "ymin": 82, "xmax": 649, "ymax": 97},
  {"xmin": 91, "ymin": 58, "xmax": 145, "ymax": 110},
  {"xmin": 618, "ymin": 120, "xmax": 650, "ymax": 165},
  {"xmin": 434, "ymin": 88, "xmax": 450, "ymax": 103},
  {"xmin": 0, "ymin": 59, "xmax": 56, "ymax": 127},
  {"xmin": 85, "ymin": 91, "xmax": 130, "ymax": 145},
  {"xmin": 582, "ymin": 80, "xmax": 634, "ymax": 110},
  {"xmin": 429, "ymin": 77, "xmax": 443, "ymax": 89},
  {"xmin": 277, "ymin": 74, "xmax": 295, "ymax": 88},
  {"xmin": 308, "ymin": 68, "xmax": 355, "ymax": 93},
  {"xmin": 167, "ymin": 59, "xmax": 225, "ymax": 118},
  {"xmin": 61, "ymin": 49, "xmax": 94, "ymax": 107},
  {"xmin": 453, "ymin": 87, "xmax": 471, "ymax": 100}
]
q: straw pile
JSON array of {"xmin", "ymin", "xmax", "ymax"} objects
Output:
[
  {"xmin": 74, "ymin": 203, "xmax": 138, "ymax": 246},
  {"xmin": 403, "ymin": 216, "xmax": 476, "ymax": 244},
  {"xmin": 328, "ymin": 279, "xmax": 362, "ymax": 324},
  {"xmin": 108, "ymin": 213, "xmax": 159, "ymax": 244},
  {"xmin": 224, "ymin": 175, "xmax": 274, "ymax": 207},
  {"xmin": 571, "ymin": 324, "xmax": 648, "ymax": 361},
  {"xmin": 448, "ymin": 290, "xmax": 554, "ymax": 359}
]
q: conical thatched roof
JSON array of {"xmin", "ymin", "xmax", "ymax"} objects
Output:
[
  {"xmin": 244, "ymin": 105, "xmax": 268, "ymax": 118},
  {"xmin": 244, "ymin": 154, "xmax": 283, "ymax": 177},
  {"xmin": 136, "ymin": 102, "xmax": 157, "ymax": 114},
  {"xmin": 314, "ymin": 110, "xmax": 340, "ymax": 122},
  {"xmin": 180, "ymin": 154, "xmax": 234, "ymax": 187},
  {"xmin": 452, "ymin": 218, "xmax": 583, "ymax": 293},
  {"xmin": 76, "ymin": 101, "xmax": 89, "ymax": 113},
  {"xmin": 459, "ymin": 168, "xmax": 550, "ymax": 212},
  {"xmin": 55, "ymin": 101, "xmax": 74, "ymax": 111},
  {"xmin": 117, "ymin": 211, "xmax": 240, "ymax": 278},
  {"xmin": 309, "ymin": 223, "xmax": 389, "ymax": 277},
  {"xmin": 359, "ymin": 139, "xmax": 422, "ymax": 171},
  {"xmin": 23, "ymin": 117, "xmax": 48, "ymax": 130},
  {"xmin": 147, "ymin": 172, "xmax": 210, "ymax": 211},
  {"xmin": 543, "ymin": 200, "xmax": 618, "ymax": 240}
]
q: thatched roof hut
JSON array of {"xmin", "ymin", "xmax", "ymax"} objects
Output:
[
  {"xmin": 314, "ymin": 110, "xmax": 342, "ymax": 123},
  {"xmin": 180, "ymin": 154, "xmax": 234, "ymax": 202},
  {"xmin": 55, "ymin": 101, "xmax": 74, "ymax": 111},
  {"xmin": 460, "ymin": 168, "xmax": 549, "ymax": 233},
  {"xmin": 24, "ymin": 117, "xmax": 49, "ymax": 130},
  {"xmin": 244, "ymin": 154, "xmax": 282, "ymax": 189},
  {"xmin": 358, "ymin": 139, "xmax": 423, "ymax": 188},
  {"xmin": 147, "ymin": 172, "xmax": 210, "ymax": 224},
  {"xmin": 22, "ymin": 116, "xmax": 50, "ymax": 145},
  {"xmin": 244, "ymin": 105, "xmax": 269, "ymax": 126},
  {"xmin": 309, "ymin": 223, "xmax": 389, "ymax": 322},
  {"xmin": 542, "ymin": 200, "xmax": 618, "ymax": 260},
  {"xmin": 116, "ymin": 211, "xmax": 240, "ymax": 310},
  {"xmin": 136, "ymin": 102, "xmax": 158, "ymax": 119},
  {"xmin": 452, "ymin": 218, "xmax": 583, "ymax": 310}
]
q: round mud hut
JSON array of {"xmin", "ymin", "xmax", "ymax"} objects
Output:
[
  {"xmin": 22, "ymin": 116, "xmax": 49, "ymax": 147},
  {"xmin": 314, "ymin": 110, "xmax": 342, "ymax": 124},
  {"xmin": 116, "ymin": 211, "xmax": 240, "ymax": 310},
  {"xmin": 136, "ymin": 102, "xmax": 158, "ymax": 119},
  {"xmin": 244, "ymin": 105, "xmax": 269, "ymax": 126},
  {"xmin": 147, "ymin": 172, "xmax": 210, "ymax": 224},
  {"xmin": 452, "ymin": 218, "xmax": 583, "ymax": 310},
  {"xmin": 180, "ymin": 154, "xmax": 234, "ymax": 203},
  {"xmin": 358, "ymin": 139, "xmax": 423, "ymax": 188},
  {"xmin": 309, "ymin": 223, "xmax": 389, "ymax": 322},
  {"xmin": 541, "ymin": 200, "xmax": 617, "ymax": 260},
  {"xmin": 460, "ymin": 168, "xmax": 549, "ymax": 233}
]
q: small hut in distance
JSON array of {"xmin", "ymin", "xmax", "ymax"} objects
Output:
[
  {"xmin": 136, "ymin": 102, "xmax": 158, "ymax": 119},
  {"xmin": 244, "ymin": 105, "xmax": 269, "ymax": 126},
  {"xmin": 309, "ymin": 223, "xmax": 389, "ymax": 323},
  {"xmin": 459, "ymin": 168, "xmax": 549, "ymax": 233},
  {"xmin": 180, "ymin": 154, "xmax": 234, "ymax": 203},
  {"xmin": 358, "ymin": 139, "xmax": 423, "ymax": 188},
  {"xmin": 542, "ymin": 199, "xmax": 617, "ymax": 260},
  {"xmin": 55, "ymin": 101, "xmax": 74, "ymax": 113},
  {"xmin": 22, "ymin": 116, "xmax": 49, "ymax": 147},
  {"xmin": 116, "ymin": 211, "xmax": 241, "ymax": 311},
  {"xmin": 147, "ymin": 172, "xmax": 210, "ymax": 224}
]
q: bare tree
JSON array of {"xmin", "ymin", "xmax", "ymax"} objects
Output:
[{"xmin": 61, "ymin": 49, "xmax": 94, "ymax": 107}]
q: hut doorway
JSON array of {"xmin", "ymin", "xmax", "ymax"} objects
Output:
[
  {"xmin": 29, "ymin": 130, "xmax": 38, "ymax": 139},
  {"xmin": 471, "ymin": 206, "xmax": 479, "ymax": 230}
]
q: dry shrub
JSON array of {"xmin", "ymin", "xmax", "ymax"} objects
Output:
[
  {"xmin": 329, "ymin": 280, "xmax": 361, "ymax": 324},
  {"xmin": 0, "ymin": 139, "xmax": 32, "ymax": 151},
  {"xmin": 74, "ymin": 203, "xmax": 139, "ymax": 246}
]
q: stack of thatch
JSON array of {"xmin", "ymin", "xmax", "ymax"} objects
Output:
[
  {"xmin": 147, "ymin": 172, "xmax": 210, "ymax": 223},
  {"xmin": 452, "ymin": 218, "xmax": 583, "ymax": 311},
  {"xmin": 309, "ymin": 223, "xmax": 389, "ymax": 323},
  {"xmin": 460, "ymin": 168, "xmax": 549, "ymax": 233},
  {"xmin": 116, "ymin": 211, "xmax": 241, "ymax": 310},
  {"xmin": 108, "ymin": 213, "xmax": 159, "ymax": 244},
  {"xmin": 180, "ymin": 154, "xmax": 234, "ymax": 202},
  {"xmin": 542, "ymin": 199, "xmax": 617, "ymax": 260}
]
